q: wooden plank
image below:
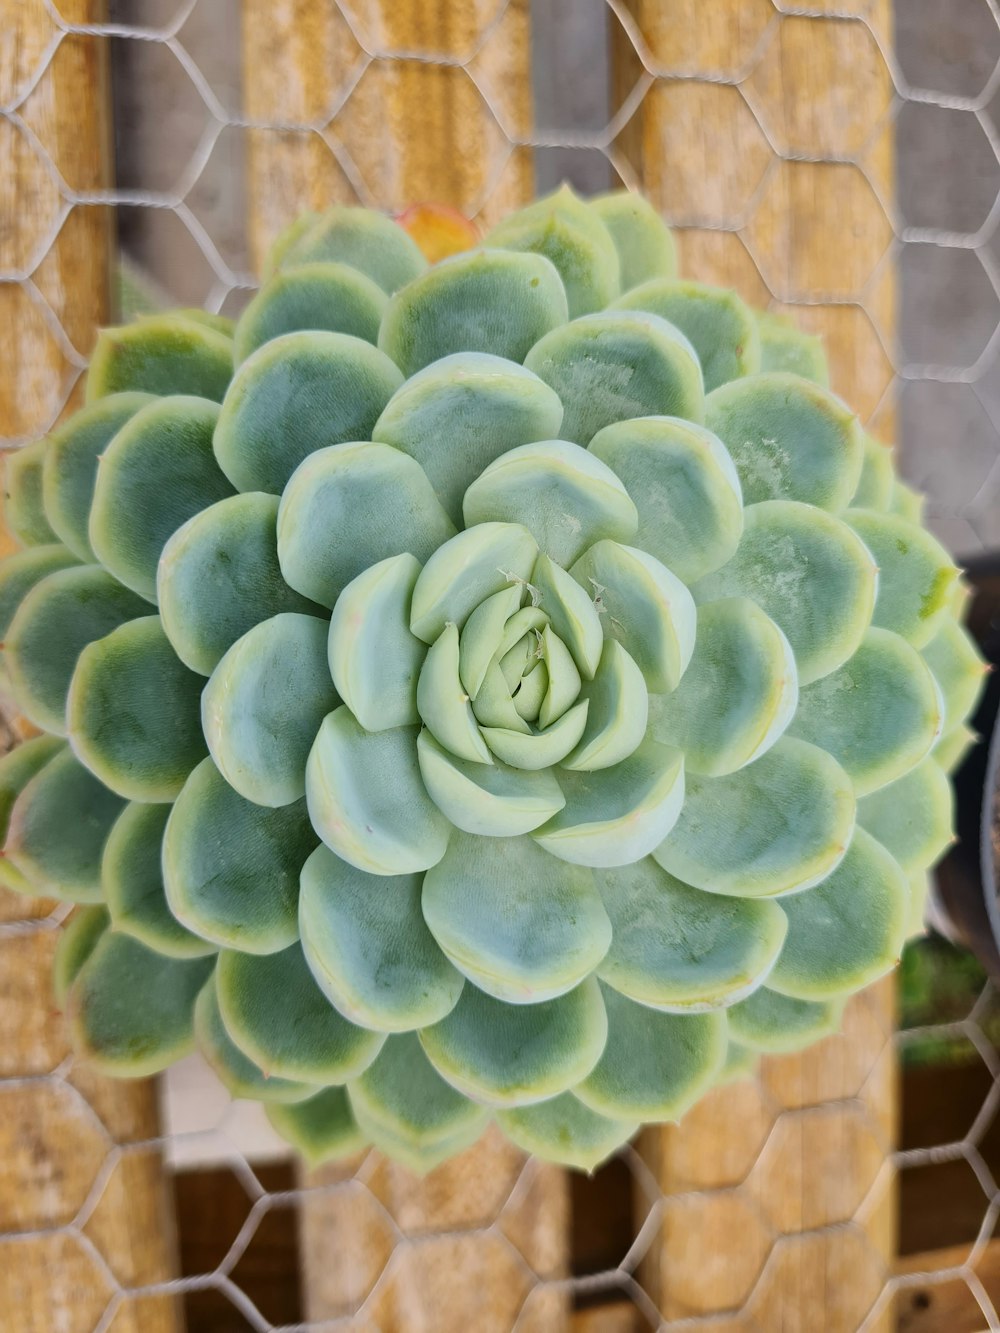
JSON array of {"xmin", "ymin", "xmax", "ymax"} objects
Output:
[
  {"xmin": 0, "ymin": 5, "xmax": 181, "ymax": 1331},
  {"xmin": 896, "ymin": 1239, "xmax": 1000, "ymax": 1333},
  {"xmin": 614, "ymin": 3, "xmax": 899, "ymax": 1328}
]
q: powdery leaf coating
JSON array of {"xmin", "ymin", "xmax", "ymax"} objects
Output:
[{"xmin": 2, "ymin": 186, "xmax": 981, "ymax": 1173}]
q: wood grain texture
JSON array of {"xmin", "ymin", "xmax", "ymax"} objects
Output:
[
  {"xmin": 0, "ymin": 5, "xmax": 181, "ymax": 1330},
  {"xmin": 615, "ymin": 2, "xmax": 899, "ymax": 1328}
]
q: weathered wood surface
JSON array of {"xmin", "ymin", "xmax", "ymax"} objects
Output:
[
  {"xmin": 615, "ymin": 2, "xmax": 899, "ymax": 1328},
  {"xmin": 0, "ymin": 4, "xmax": 181, "ymax": 1331}
]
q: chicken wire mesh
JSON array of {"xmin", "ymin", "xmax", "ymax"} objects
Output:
[{"xmin": 4, "ymin": 0, "xmax": 1000, "ymax": 1329}]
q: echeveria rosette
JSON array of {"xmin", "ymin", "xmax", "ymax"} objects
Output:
[{"xmin": 0, "ymin": 185, "xmax": 985, "ymax": 1175}]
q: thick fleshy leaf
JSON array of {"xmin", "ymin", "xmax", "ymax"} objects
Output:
[
  {"xmin": 575, "ymin": 985, "xmax": 726, "ymax": 1121},
  {"xmin": 89, "ymin": 395, "xmax": 236, "ymax": 601},
  {"xmin": 889, "ymin": 479, "xmax": 925, "ymax": 523},
  {"xmin": 590, "ymin": 190, "xmax": 677, "ymax": 290},
  {"xmin": 789, "ymin": 627, "xmax": 942, "ymax": 796},
  {"xmin": 463, "ymin": 440, "xmax": 638, "ymax": 568},
  {"xmin": 420, "ymin": 976, "xmax": 608, "ymax": 1107},
  {"xmin": 306, "ymin": 707, "xmax": 450, "ymax": 875},
  {"xmin": 349, "ymin": 1033, "xmax": 489, "ymax": 1173},
  {"xmin": 0, "ymin": 734, "xmax": 63, "ymax": 895},
  {"xmin": 103, "ymin": 802, "xmax": 214, "ymax": 959},
  {"xmin": 852, "ymin": 435, "xmax": 895, "ymax": 510},
  {"xmin": 472, "ymin": 658, "xmax": 532, "ymax": 733},
  {"xmin": 215, "ymin": 943, "xmax": 384, "ymax": 1083},
  {"xmin": 648, "ymin": 598, "xmax": 798, "ymax": 777},
  {"xmin": 299, "ymin": 842, "xmax": 464, "ymax": 1031},
  {"xmin": 524, "ymin": 311, "xmax": 704, "ymax": 445},
  {"xmin": 614, "ymin": 279, "xmax": 760, "ymax": 392},
  {"xmin": 538, "ymin": 624, "xmax": 581, "ymax": 727},
  {"xmin": 234, "ymin": 262, "xmax": 387, "ymax": 362},
  {"xmin": 5, "ymin": 565, "xmax": 148, "ymax": 734},
  {"xmin": 497, "ymin": 1093, "xmax": 638, "ymax": 1173},
  {"xmin": 487, "ymin": 184, "xmax": 620, "ymax": 317},
  {"xmin": 571, "ymin": 540, "xmax": 696, "ymax": 693},
  {"xmin": 705, "ymin": 373, "xmax": 863, "ymax": 511},
  {"xmin": 213, "ymin": 330, "xmax": 403, "ymax": 494},
  {"xmin": 481, "ymin": 702, "xmax": 589, "ymax": 770},
  {"xmin": 922, "ymin": 617, "xmax": 987, "ymax": 734},
  {"xmin": 5, "ymin": 440, "xmax": 60, "ymax": 546},
  {"xmin": 328, "ymin": 554, "xmax": 425, "ymax": 732},
  {"xmin": 935, "ymin": 723, "xmax": 977, "ymax": 774},
  {"xmin": 844, "ymin": 508, "xmax": 958, "ymax": 649},
  {"xmin": 277, "ymin": 442, "xmax": 454, "ymax": 608},
  {"xmin": 158, "ymin": 492, "xmax": 320, "ymax": 675},
  {"xmin": 536, "ymin": 738, "xmax": 684, "ymax": 868},
  {"xmin": 458, "ymin": 584, "xmax": 523, "ymax": 699},
  {"xmin": 563, "ymin": 640, "xmax": 648, "ymax": 772},
  {"xmin": 177, "ymin": 309, "xmax": 235, "ymax": 337},
  {"xmin": 417, "ymin": 728, "xmax": 565, "ymax": 834},
  {"xmin": 267, "ymin": 204, "xmax": 427, "ymax": 292},
  {"xmin": 41, "ymin": 393, "xmax": 152, "ymax": 560},
  {"xmin": 768, "ymin": 828, "xmax": 908, "ymax": 1000},
  {"xmin": 164, "ymin": 758, "xmax": 316, "ymax": 953},
  {"xmin": 266, "ymin": 1087, "xmax": 366, "ymax": 1166},
  {"xmin": 6, "ymin": 746, "xmax": 125, "ymax": 902},
  {"xmin": 755, "ymin": 311, "xmax": 829, "ymax": 384},
  {"xmin": 727, "ymin": 987, "xmax": 843, "ymax": 1054},
  {"xmin": 410, "ymin": 523, "xmax": 538, "ymax": 644},
  {"xmin": 0, "ymin": 544, "xmax": 79, "ymax": 692},
  {"xmin": 856, "ymin": 758, "xmax": 953, "ymax": 872},
  {"xmin": 906, "ymin": 870, "xmax": 931, "ymax": 938},
  {"xmin": 68, "ymin": 616, "xmax": 207, "ymax": 801},
  {"xmin": 654, "ymin": 737, "xmax": 856, "ymax": 898},
  {"xmin": 54, "ymin": 906, "xmax": 110, "ymax": 1008},
  {"xmin": 195, "ymin": 976, "xmax": 317, "ymax": 1103},
  {"xmin": 589, "ymin": 416, "xmax": 743, "ymax": 584},
  {"xmin": 422, "ymin": 831, "xmax": 610, "ymax": 1003},
  {"xmin": 694, "ymin": 500, "xmax": 878, "ymax": 686},
  {"xmin": 416, "ymin": 623, "xmax": 492, "ymax": 764},
  {"xmin": 596, "ymin": 858, "xmax": 788, "ymax": 1012},
  {"xmin": 85, "ymin": 314, "xmax": 233, "ymax": 402},
  {"xmin": 68, "ymin": 931, "xmax": 214, "ymax": 1075},
  {"xmin": 532, "ymin": 554, "xmax": 604, "ymax": 680},
  {"xmin": 373, "ymin": 353, "xmax": 564, "ymax": 525},
  {"xmin": 203, "ymin": 613, "xmax": 337, "ymax": 807},
  {"xmin": 716, "ymin": 1040, "xmax": 759, "ymax": 1087},
  {"xmin": 378, "ymin": 248, "xmax": 569, "ymax": 376}
]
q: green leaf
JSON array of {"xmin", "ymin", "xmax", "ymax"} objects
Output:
[
  {"xmin": 158, "ymin": 492, "xmax": 320, "ymax": 675},
  {"xmin": 497, "ymin": 1092, "xmax": 638, "ymax": 1173},
  {"xmin": 844, "ymin": 508, "xmax": 958, "ymax": 650},
  {"xmin": 277, "ymin": 442, "xmax": 455, "ymax": 608},
  {"xmin": 768, "ymin": 828, "xmax": 908, "ymax": 1000},
  {"xmin": 328, "ymin": 554, "xmax": 426, "ymax": 732},
  {"xmin": 889, "ymin": 478, "xmax": 925, "ymax": 523},
  {"xmin": 0, "ymin": 544, "xmax": 79, "ymax": 695},
  {"xmin": 416, "ymin": 623, "xmax": 492, "ymax": 764},
  {"xmin": 654, "ymin": 736, "xmax": 856, "ymax": 898},
  {"xmin": 856, "ymin": 758, "xmax": 953, "ymax": 872},
  {"xmin": 458, "ymin": 584, "xmax": 523, "ymax": 699},
  {"xmin": 595, "ymin": 857, "xmax": 788, "ymax": 1011},
  {"xmin": 349, "ymin": 1033, "xmax": 489, "ymax": 1173},
  {"xmin": 420, "ymin": 976, "xmax": 608, "ymax": 1107},
  {"xmin": 68, "ymin": 931, "xmax": 214, "ymax": 1075},
  {"xmin": 694, "ymin": 500, "xmax": 878, "ymax": 686},
  {"xmin": 373, "ymin": 352, "xmax": 564, "ymax": 525},
  {"xmin": 589, "ymin": 190, "xmax": 677, "ymax": 290},
  {"xmin": 570, "ymin": 540, "xmax": 696, "ymax": 693},
  {"xmin": 215, "ymin": 943, "xmax": 384, "ymax": 1083},
  {"xmin": 524, "ymin": 311, "xmax": 704, "ymax": 445},
  {"xmin": 416, "ymin": 729, "xmax": 565, "ymax": 836},
  {"xmin": 535, "ymin": 738, "xmax": 685, "ymax": 868},
  {"xmin": 67, "ymin": 616, "xmax": 207, "ymax": 801},
  {"xmin": 268, "ymin": 204, "xmax": 427, "ymax": 292},
  {"xmin": 213, "ymin": 330, "xmax": 403, "ymax": 494},
  {"xmin": 5, "ymin": 441, "xmax": 60, "ymax": 546},
  {"xmin": 463, "ymin": 440, "xmax": 638, "ymax": 569},
  {"xmin": 851, "ymin": 435, "xmax": 895, "ymax": 510},
  {"xmin": 195, "ymin": 975, "xmax": 317, "ymax": 1103},
  {"xmin": 299, "ymin": 842, "xmax": 464, "ymax": 1032},
  {"xmin": 89, "ymin": 395, "xmax": 236, "ymax": 602},
  {"xmin": 6, "ymin": 746, "xmax": 125, "ymax": 902},
  {"xmin": 103, "ymin": 802, "xmax": 215, "ymax": 960},
  {"xmin": 85, "ymin": 314, "xmax": 234, "ymax": 402},
  {"xmin": 648, "ymin": 598, "xmax": 798, "ymax": 777},
  {"xmin": 789, "ymin": 627, "xmax": 942, "ymax": 795},
  {"xmin": 613, "ymin": 279, "xmax": 761, "ymax": 392},
  {"xmin": 727, "ymin": 986, "xmax": 843, "ymax": 1054},
  {"xmin": 410, "ymin": 523, "xmax": 538, "ymax": 644},
  {"xmin": 422, "ymin": 831, "xmax": 610, "ymax": 1003},
  {"xmin": 164, "ymin": 758, "xmax": 316, "ymax": 953},
  {"xmin": 202, "ymin": 613, "xmax": 338, "ymax": 806},
  {"xmin": 589, "ymin": 416, "xmax": 744, "ymax": 584},
  {"xmin": 575, "ymin": 985, "xmax": 726, "ymax": 1121},
  {"xmin": 266, "ymin": 1087, "xmax": 367, "ymax": 1166},
  {"xmin": 54, "ymin": 906, "xmax": 110, "ymax": 1008},
  {"xmin": 306, "ymin": 707, "xmax": 450, "ymax": 875},
  {"xmin": 532, "ymin": 554, "xmax": 604, "ymax": 680},
  {"xmin": 716, "ymin": 1040, "xmax": 758, "ymax": 1087},
  {"xmin": 755, "ymin": 311, "xmax": 829, "ymax": 385},
  {"xmin": 563, "ymin": 639, "xmax": 649, "ymax": 772},
  {"xmin": 0, "ymin": 734, "xmax": 63, "ymax": 895},
  {"xmin": 481, "ymin": 702, "xmax": 590, "ymax": 770},
  {"xmin": 234, "ymin": 262, "xmax": 387, "ymax": 363},
  {"xmin": 41, "ymin": 393, "xmax": 153, "ymax": 560},
  {"xmin": 379, "ymin": 248, "xmax": 569, "ymax": 376},
  {"xmin": 934, "ymin": 723, "xmax": 977, "ymax": 774},
  {"xmin": 921, "ymin": 617, "xmax": 987, "ymax": 734}
]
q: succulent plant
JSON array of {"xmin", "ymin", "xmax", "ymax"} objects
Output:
[{"xmin": 2, "ymin": 186, "xmax": 985, "ymax": 1174}]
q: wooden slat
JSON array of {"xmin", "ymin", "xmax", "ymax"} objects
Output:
[
  {"xmin": 0, "ymin": 5, "xmax": 181, "ymax": 1331},
  {"xmin": 614, "ymin": 3, "xmax": 899, "ymax": 1329}
]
